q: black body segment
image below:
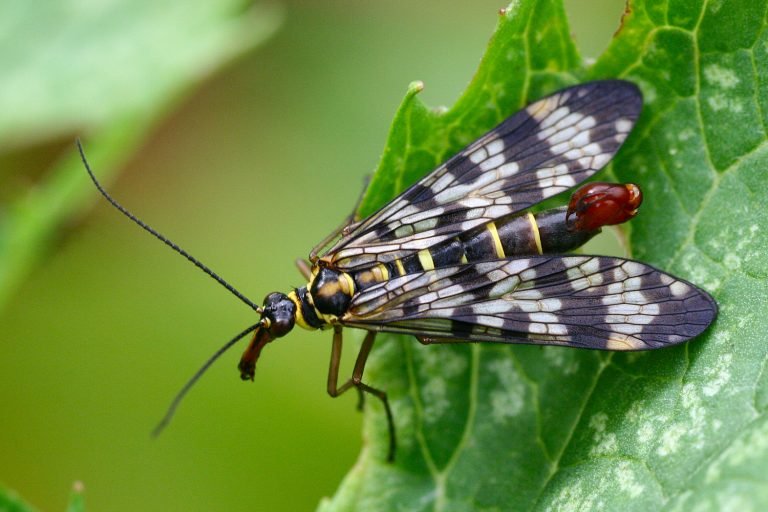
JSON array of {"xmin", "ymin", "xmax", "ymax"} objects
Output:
[
  {"xmin": 353, "ymin": 206, "xmax": 600, "ymax": 281},
  {"xmin": 427, "ymin": 238, "xmax": 466, "ymax": 269},
  {"xmin": 290, "ymin": 287, "xmax": 324, "ymax": 330},
  {"xmin": 535, "ymin": 207, "xmax": 597, "ymax": 253},
  {"xmin": 310, "ymin": 267, "xmax": 355, "ymax": 318},
  {"xmin": 495, "ymin": 215, "xmax": 541, "ymax": 256},
  {"xmin": 462, "ymin": 221, "xmax": 507, "ymax": 262}
]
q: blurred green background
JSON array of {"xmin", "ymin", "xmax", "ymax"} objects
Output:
[{"xmin": 0, "ymin": 1, "xmax": 623, "ymax": 510}]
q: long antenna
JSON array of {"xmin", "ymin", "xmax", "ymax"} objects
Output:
[
  {"xmin": 152, "ymin": 323, "xmax": 261, "ymax": 437},
  {"xmin": 76, "ymin": 139, "xmax": 262, "ymax": 313}
]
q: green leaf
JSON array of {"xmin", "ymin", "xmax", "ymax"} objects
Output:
[
  {"xmin": 0, "ymin": 481, "xmax": 85, "ymax": 512},
  {"xmin": 0, "ymin": 0, "xmax": 281, "ymax": 309},
  {"xmin": 320, "ymin": 0, "xmax": 767, "ymax": 510},
  {"xmin": 0, "ymin": 484, "xmax": 38, "ymax": 512},
  {"xmin": 64, "ymin": 482, "xmax": 85, "ymax": 512}
]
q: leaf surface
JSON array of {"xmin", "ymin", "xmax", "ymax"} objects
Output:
[{"xmin": 320, "ymin": 1, "xmax": 767, "ymax": 510}]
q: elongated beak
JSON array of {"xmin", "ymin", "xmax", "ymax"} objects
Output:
[{"xmin": 238, "ymin": 325, "xmax": 273, "ymax": 381}]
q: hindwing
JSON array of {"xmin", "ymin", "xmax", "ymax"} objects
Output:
[{"xmin": 341, "ymin": 256, "xmax": 717, "ymax": 350}]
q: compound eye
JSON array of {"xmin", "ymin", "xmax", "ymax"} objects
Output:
[
  {"xmin": 270, "ymin": 315, "xmax": 294, "ymax": 337},
  {"xmin": 265, "ymin": 296, "xmax": 296, "ymax": 338},
  {"xmin": 263, "ymin": 292, "xmax": 286, "ymax": 308}
]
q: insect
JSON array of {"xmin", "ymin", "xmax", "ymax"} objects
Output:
[{"xmin": 80, "ymin": 80, "xmax": 717, "ymax": 462}]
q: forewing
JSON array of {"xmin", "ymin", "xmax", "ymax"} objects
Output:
[
  {"xmin": 324, "ymin": 81, "xmax": 642, "ymax": 271},
  {"xmin": 343, "ymin": 256, "xmax": 717, "ymax": 350}
]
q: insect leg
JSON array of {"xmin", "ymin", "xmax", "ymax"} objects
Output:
[
  {"xmin": 309, "ymin": 175, "xmax": 370, "ymax": 261},
  {"xmin": 350, "ymin": 330, "xmax": 395, "ymax": 462},
  {"xmin": 310, "ymin": 220, "xmax": 355, "ymax": 262},
  {"xmin": 327, "ymin": 326, "xmax": 396, "ymax": 462},
  {"xmin": 294, "ymin": 259, "xmax": 312, "ymax": 280},
  {"xmin": 327, "ymin": 325, "xmax": 353, "ymax": 396},
  {"xmin": 327, "ymin": 326, "xmax": 365, "ymax": 404}
]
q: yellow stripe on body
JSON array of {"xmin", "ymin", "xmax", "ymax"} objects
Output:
[
  {"xmin": 288, "ymin": 291, "xmax": 310, "ymax": 330},
  {"xmin": 395, "ymin": 259, "xmax": 406, "ymax": 276},
  {"xmin": 486, "ymin": 221, "xmax": 506, "ymax": 258},
  {"xmin": 527, "ymin": 212, "xmax": 543, "ymax": 254},
  {"xmin": 418, "ymin": 249, "xmax": 435, "ymax": 271},
  {"xmin": 340, "ymin": 272, "xmax": 356, "ymax": 296}
]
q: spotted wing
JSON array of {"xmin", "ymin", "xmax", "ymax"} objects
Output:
[
  {"xmin": 342, "ymin": 256, "xmax": 716, "ymax": 350},
  {"xmin": 324, "ymin": 81, "xmax": 642, "ymax": 272}
]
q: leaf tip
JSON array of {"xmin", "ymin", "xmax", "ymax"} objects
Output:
[
  {"xmin": 66, "ymin": 480, "xmax": 86, "ymax": 512},
  {"xmin": 498, "ymin": 1, "xmax": 521, "ymax": 19},
  {"xmin": 407, "ymin": 80, "xmax": 425, "ymax": 95}
]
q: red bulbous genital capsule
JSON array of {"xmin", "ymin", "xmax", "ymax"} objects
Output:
[{"xmin": 566, "ymin": 182, "xmax": 643, "ymax": 232}]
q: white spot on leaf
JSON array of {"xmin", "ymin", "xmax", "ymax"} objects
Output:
[
  {"xmin": 657, "ymin": 423, "xmax": 687, "ymax": 456},
  {"xmin": 615, "ymin": 461, "xmax": 645, "ymax": 498},
  {"xmin": 418, "ymin": 348, "xmax": 467, "ymax": 419},
  {"xmin": 589, "ymin": 412, "xmax": 618, "ymax": 456},
  {"xmin": 702, "ymin": 353, "xmax": 732, "ymax": 397},
  {"xmin": 488, "ymin": 358, "xmax": 526, "ymax": 422},
  {"xmin": 704, "ymin": 64, "xmax": 740, "ymax": 89},
  {"xmin": 707, "ymin": 93, "xmax": 743, "ymax": 113}
]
